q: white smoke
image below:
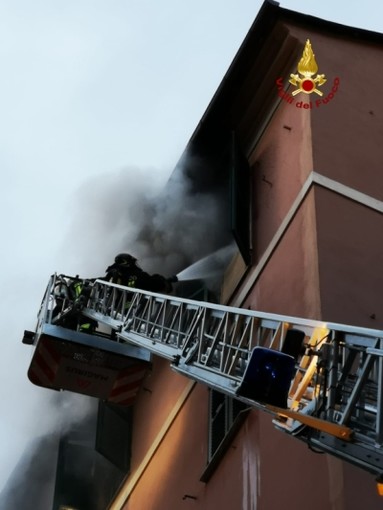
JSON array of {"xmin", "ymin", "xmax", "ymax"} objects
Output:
[
  {"xmin": 0, "ymin": 276, "xmax": 95, "ymax": 496},
  {"xmin": 55, "ymin": 165, "xmax": 169, "ymax": 277},
  {"xmin": 0, "ymin": 158, "xmax": 231, "ymax": 503}
]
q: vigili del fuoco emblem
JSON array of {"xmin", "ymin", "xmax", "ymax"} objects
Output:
[{"xmin": 289, "ymin": 39, "xmax": 326, "ymax": 96}]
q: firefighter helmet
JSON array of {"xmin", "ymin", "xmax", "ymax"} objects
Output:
[{"xmin": 114, "ymin": 253, "xmax": 137, "ymax": 265}]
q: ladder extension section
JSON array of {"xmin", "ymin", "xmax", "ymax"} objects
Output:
[{"xmin": 38, "ymin": 275, "xmax": 383, "ymax": 475}]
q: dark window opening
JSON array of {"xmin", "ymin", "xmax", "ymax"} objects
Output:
[
  {"xmin": 96, "ymin": 401, "xmax": 133, "ymax": 472},
  {"xmin": 230, "ymin": 132, "xmax": 252, "ymax": 266},
  {"xmin": 53, "ymin": 402, "xmax": 127, "ymax": 510},
  {"xmin": 200, "ymin": 389, "xmax": 249, "ymax": 482}
]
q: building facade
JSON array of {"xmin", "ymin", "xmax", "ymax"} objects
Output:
[
  {"xmin": 17, "ymin": 2, "xmax": 382, "ymax": 509},
  {"xmin": 107, "ymin": 2, "xmax": 383, "ymax": 509}
]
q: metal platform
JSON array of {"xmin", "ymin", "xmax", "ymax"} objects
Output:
[{"xmin": 26, "ymin": 275, "xmax": 151, "ymax": 405}]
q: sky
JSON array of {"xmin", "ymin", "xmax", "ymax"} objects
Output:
[{"xmin": 0, "ymin": 0, "xmax": 382, "ymax": 497}]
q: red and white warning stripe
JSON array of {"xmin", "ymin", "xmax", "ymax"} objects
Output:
[
  {"xmin": 109, "ymin": 363, "xmax": 148, "ymax": 406},
  {"xmin": 28, "ymin": 336, "xmax": 61, "ymax": 388}
]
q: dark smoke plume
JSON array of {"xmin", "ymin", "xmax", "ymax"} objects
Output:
[{"xmin": 59, "ymin": 157, "xmax": 232, "ymax": 280}]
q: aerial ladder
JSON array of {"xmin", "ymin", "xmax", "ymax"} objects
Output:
[{"xmin": 23, "ymin": 273, "xmax": 383, "ymax": 483}]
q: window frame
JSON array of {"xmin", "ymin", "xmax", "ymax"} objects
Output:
[
  {"xmin": 200, "ymin": 389, "xmax": 249, "ymax": 483},
  {"xmin": 230, "ymin": 132, "xmax": 252, "ymax": 266}
]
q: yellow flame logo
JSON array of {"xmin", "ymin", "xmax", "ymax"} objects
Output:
[{"xmin": 289, "ymin": 40, "xmax": 326, "ymax": 96}]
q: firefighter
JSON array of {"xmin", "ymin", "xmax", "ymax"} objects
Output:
[
  {"xmin": 51, "ymin": 275, "xmax": 95, "ymax": 331},
  {"xmin": 69, "ymin": 277, "xmax": 97, "ymax": 333},
  {"xmin": 105, "ymin": 253, "xmax": 177, "ymax": 293}
]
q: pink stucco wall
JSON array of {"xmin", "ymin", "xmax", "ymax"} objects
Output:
[{"xmin": 116, "ymin": 19, "xmax": 383, "ymax": 510}]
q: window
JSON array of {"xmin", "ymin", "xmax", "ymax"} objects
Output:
[
  {"xmin": 230, "ymin": 132, "xmax": 252, "ymax": 266},
  {"xmin": 96, "ymin": 401, "xmax": 133, "ymax": 472},
  {"xmin": 200, "ymin": 390, "xmax": 249, "ymax": 482}
]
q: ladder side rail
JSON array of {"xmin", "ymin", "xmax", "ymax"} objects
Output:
[
  {"xmin": 269, "ymin": 322, "xmax": 289, "ymax": 351},
  {"xmin": 197, "ymin": 308, "xmax": 208, "ymax": 364},
  {"xmin": 177, "ymin": 305, "xmax": 199, "ymax": 349},
  {"xmin": 88, "ymin": 280, "xmax": 106, "ymax": 314},
  {"xmin": 101, "ymin": 281, "xmax": 118, "ymax": 316},
  {"xmin": 326, "ymin": 331, "xmax": 341, "ymax": 422},
  {"xmin": 150, "ymin": 297, "xmax": 169, "ymax": 339},
  {"xmin": 160, "ymin": 299, "xmax": 179, "ymax": 344},
  {"xmin": 143, "ymin": 295, "xmax": 160, "ymax": 338},
  {"xmin": 177, "ymin": 304, "xmax": 190, "ymax": 346},
  {"xmin": 84, "ymin": 283, "xmax": 374, "ymax": 415},
  {"xmin": 353, "ymin": 352, "xmax": 372, "ymax": 431},
  {"xmin": 343, "ymin": 334, "xmax": 381, "ymax": 349},
  {"xmin": 221, "ymin": 313, "xmax": 240, "ymax": 374},
  {"xmin": 218, "ymin": 313, "xmax": 244, "ymax": 373},
  {"xmin": 135, "ymin": 294, "xmax": 154, "ymax": 335},
  {"xmin": 50, "ymin": 274, "xmax": 77, "ymax": 325},
  {"xmin": 155, "ymin": 300, "xmax": 173, "ymax": 344},
  {"xmin": 89, "ymin": 280, "xmax": 328, "ymax": 328},
  {"xmin": 177, "ymin": 351, "xmax": 244, "ymax": 385},
  {"xmin": 221, "ymin": 313, "xmax": 232, "ymax": 373},
  {"xmin": 120, "ymin": 293, "xmax": 197, "ymax": 356},
  {"xmin": 126, "ymin": 293, "xmax": 150, "ymax": 337},
  {"xmin": 125, "ymin": 290, "xmax": 148, "ymax": 324},
  {"xmin": 84, "ymin": 280, "xmax": 383, "ymax": 432},
  {"xmin": 207, "ymin": 314, "xmax": 227, "ymax": 372},
  {"xmin": 335, "ymin": 347, "xmax": 359, "ymax": 398},
  {"xmin": 36, "ymin": 274, "xmax": 56, "ymax": 332},
  {"xmin": 163, "ymin": 302, "xmax": 182, "ymax": 346},
  {"xmin": 118, "ymin": 330, "xmax": 179, "ymax": 361},
  {"xmin": 302, "ymin": 334, "xmax": 383, "ymax": 444},
  {"xmin": 225, "ymin": 316, "xmax": 256, "ymax": 375},
  {"xmin": 39, "ymin": 274, "xmax": 68, "ymax": 331},
  {"xmin": 338, "ymin": 346, "xmax": 378, "ymax": 426},
  {"xmin": 121, "ymin": 297, "xmax": 205, "ymax": 360},
  {"xmin": 223, "ymin": 316, "xmax": 254, "ymax": 376},
  {"xmin": 89, "ymin": 280, "xmax": 111, "ymax": 316},
  {"xmin": 310, "ymin": 339, "xmax": 383, "ymax": 459},
  {"xmin": 202, "ymin": 313, "xmax": 289, "ymax": 380},
  {"xmin": 194, "ymin": 311, "xmax": 252, "ymax": 379},
  {"xmin": 151, "ymin": 298, "xmax": 182, "ymax": 345},
  {"xmin": 85, "ymin": 280, "xmax": 383, "ymax": 383},
  {"xmin": 112, "ymin": 285, "xmax": 127, "ymax": 318},
  {"xmin": 258, "ymin": 325, "xmax": 275, "ymax": 347},
  {"xmin": 46, "ymin": 275, "xmax": 55, "ymax": 326},
  {"xmin": 113, "ymin": 286, "xmax": 131, "ymax": 319},
  {"xmin": 177, "ymin": 303, "xmax": 191, "ymax": 347},
  {"xmin": 180, "ymin": 314, "xmax": 256, "ymax": 382},
  {"xmin": 225, "ymin": 314, "xmax": 242, "ymax": 350},
  {"xmin": 319, "ymin": 340, "xmax": 370, "ymax": 436},
  {"xmin": 182, "ymin": 306, "xmax": 203, "ymax": 339},
  {"xmin": 110, "ymin": 286, "xmax": 121, "ymax": 319},
  {"xmin": 202, "ymin": 312, "xmax": 228, "ymax": 367},
  {"xmin": 85, "ymin": 279, "xmax": 383, "ymax": 345},
  {"xmin": 376, "ymin": 345, "xmax": 383, "ymax": 445},
  {"xmin": 130, "ymin": 295, "xmax": 188, "ymax": 348},
  {"xmin": 173, "ymin": 361, "xmax": 243, "ymax": 397},
  {"xmin": 179, "ymin": 307, "xmax": 205, "ymax": 357}
]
